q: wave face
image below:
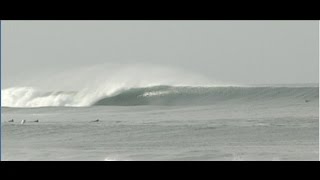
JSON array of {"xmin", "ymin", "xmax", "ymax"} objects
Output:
[{"xmin": 2, "ymin": 85, "xmax": 318, "ymax": 107}]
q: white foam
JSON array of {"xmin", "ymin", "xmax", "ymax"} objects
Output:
[
  {"xmin": 141, "ymin": 90, "xmax": 172, "ymax": 97},
  {"xmin": 104, "ymin": 157, "xmax": 117, "ymax": 161},
  {"xmin": 103, "ymin": 156, "xmax": 129, "ymax": 161}
]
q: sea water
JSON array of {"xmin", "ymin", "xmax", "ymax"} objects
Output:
[{"xmin": 1, "ymin": 85, "xmax": 319, "ymax": 160}]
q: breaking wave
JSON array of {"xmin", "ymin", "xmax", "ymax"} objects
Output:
[{"xmin": 1, "ymin": 85, "xmax": 318, "ymax": 107}]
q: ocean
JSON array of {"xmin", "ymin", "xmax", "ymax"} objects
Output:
[{"xmin": 1, "ymin": 85, "xmax": 319, "ymax": 160}]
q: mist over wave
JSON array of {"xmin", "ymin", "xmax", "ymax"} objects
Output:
[
  {"xmin": 1, "ymin": 63, "xmax": 223, "ymax": 107},
  {"xmin": 5, "ymin": 63, "xmax": 218, "ymax": 92}
]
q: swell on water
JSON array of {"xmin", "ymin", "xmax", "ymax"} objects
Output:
[{"xmin": 1, "ymin": 85, "xmax": 319, "ymax": 107}]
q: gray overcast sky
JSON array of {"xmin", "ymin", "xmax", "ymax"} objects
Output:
[{"xmin": 1, "ymin": 20, "xmax": 319, "ymax": 89}]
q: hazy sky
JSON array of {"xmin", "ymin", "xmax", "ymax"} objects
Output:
[{"xmin": 1, "ymin": 20, "xmax": 319, "ymax": 89}]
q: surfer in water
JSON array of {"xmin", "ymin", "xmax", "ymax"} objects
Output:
[
  {"xmin": 92, "ymin": 119, "xmax": 100, "ymax": 122},
  {"xmin": 21, "ymin": 119, "xmax": 26, "ymax": 124},
  {"xmin": 8, "ymin": 119, "xmax": 14, "ymax": 122}
]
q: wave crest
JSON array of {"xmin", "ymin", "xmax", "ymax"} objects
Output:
[{"xmin": 2, "ymin": 85, "xmax": 318, "ymax": 107}]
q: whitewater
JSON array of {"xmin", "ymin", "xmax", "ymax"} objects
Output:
[{"xmin": 1, "ymin": 65, "xmax": 319, "ymax": 161}]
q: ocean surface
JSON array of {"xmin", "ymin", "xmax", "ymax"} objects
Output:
[{"xmin": 1, "ymin": 85, "xmax": 319, "ymax": 160}]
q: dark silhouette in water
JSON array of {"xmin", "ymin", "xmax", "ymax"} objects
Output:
[
  {"xmin": 8, "ymin": 119, "xmax": 14, "ymax": 122},
  {"xmin": 34, "ymin": 120, "xmax": 39, "ymax": 123},
  {"xmin": 92, "ymin": 119, "xmax": 100, "ymax": 122},
  {"xmin": 305, "ymin": 100, "xmax": 310, "ymax": 103}
]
